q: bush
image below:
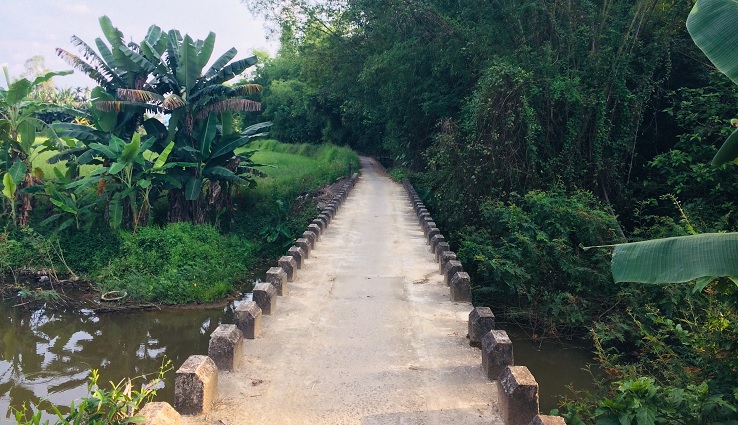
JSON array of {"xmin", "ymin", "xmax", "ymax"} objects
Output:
[
  {"xmin": 457, "ymin": 190, "xmax": 621, "ymax": 334},
  {"xmin": 99, "ymin": 223, "xmax": 255, "ymax": 304}
]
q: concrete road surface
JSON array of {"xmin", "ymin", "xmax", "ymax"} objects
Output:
[{"xmin": 184, "ymin": 157, "xmax": 503, "ymax": 424}]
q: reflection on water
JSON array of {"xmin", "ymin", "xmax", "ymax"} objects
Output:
[
  {"xmin": 1, "ymin": 298, "xmax": 600, "ymax": 422},
  {"xmin": 0, "ymin": 300, "xmax": 236, "ymax": 424},
  {"xmin": 500, "ymin": 324, "xmax": 602, "ymax": 413}
]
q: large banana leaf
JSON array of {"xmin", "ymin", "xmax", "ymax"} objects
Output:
[
  {"xmin": 611, "ymin": 233, "xmax": 738, "ymax": 283},
  {"xmin": 177, "ymin": 35, "xmax": 201, "ymax": 93},
  {"xmin": 207, "ymin": 56, "xmax": 258, "ymax": 85},
  {"xmin": 687, "ymin": 0, "xmax": 738, "ymax": 86},
  {"xmin": 204, "ymin": 48, "xmax": 238, "ymax": 79}
]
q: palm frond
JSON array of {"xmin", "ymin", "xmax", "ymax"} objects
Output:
[
  {"xmin": 162, "ymin": 94, "xmax": 186, "ymax": 110},
  {"xmin": 194, "ymin": 99, "xmax": 261, "ymax": 120},
  {"xmin": 117, "ymin": 89, "xmax": 164, "ymax": 104},
  {"xmin": 233, "ymin": 84, "xmax": 262, "ymax": 95},
  {"xmin": 94, "ymin": 100, "xmax": 163, "ymax": 115},
  {"xmin": 56, "ymin": 48, "xmax": 113, "ymax": 90}
]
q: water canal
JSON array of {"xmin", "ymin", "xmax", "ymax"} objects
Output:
[{"xmin": 0, "ymin": 297, "xmax": 599, "ymax": 422}]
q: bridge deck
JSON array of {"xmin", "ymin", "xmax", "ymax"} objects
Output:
[{"xmin": 185, "ymin": 157, "xmax": 503, "ymax": 424}]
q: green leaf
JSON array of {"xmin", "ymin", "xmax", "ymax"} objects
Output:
[
  {"xmin": 208, "ymin": 56, "xmax": 258, "ymax": 85},
  {"xmin": 50, "ymin": 198, "xmax": 77, "ymax": 215},
  {"xmin": 185, "ymin": 177, "xmax": 203, "ymax": 200},
  {"xmin": 121, "ymin": 133, "xmax": 141, "ymax": 164},
  {"xmin": 90, "ymin": 87, "xmax": 118, "ymax": 132},
  {"xmin": 108, "ymin": 161, "xmax": 127, "ymax": 175},
  {"xmin": 687, "ymin": 0, "xmax": 738, "ymax": 86},
  {"xmin": 154, "ymin": 141, "xmax": 175, "ymax": 169},
  {"xmin": 5, "ymin": 78, "xmax": 33, "ymax": 104},
  {"xmin": 205, "ymin": 48, "xmax": 237, "ymax": 79},
  {"xmin": 198, "ymin": 113, "xmax": 218, "ymax": 156},
  {"xmin": 713, "ymin": 127, "xmax": 738, "ymax": 165},
  {"xmin": 2, "ymin": 173, "xmax": 16, "ymax": 201},
  {"xmin": 176, "ymin": 35, "xmax": 201, "ymax": 92},
  {"xmin": 8, "ymin": 161, "xmax": 26, "ymax": 185},
  {"xmin": 210, "ymin": 135, "xmax": 249, "ymax": 160},
  {"xmin": 109, "ymin": 193, "xmax": 123, "ymax": 229},
  {"xmin": 90, "ymin": 142, "xmax": 117, "ymax": 160},
  {"xmin": 18, "ymin": 119, "xmax": 36, "ymax": 152},
  {"xmin": 611, "ymin": 233, "xmax": 738, "ymax": 283},
  {"xmin": 198, "ymin": 32, "xmax": 216, "ymax": 73}
]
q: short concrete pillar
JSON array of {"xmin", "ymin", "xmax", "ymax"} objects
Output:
[
  {"xmin": 253, "ymin": 282, "xmax": 277, "ymax": 315},
  {"xmin": 138, "ymin": 402, "xmax": 181, "ymax": 425},
  {"xmin": 307, "ymin": 223, "xmax": 321, "ymax": 240},
  {"xmin": 430, "ymin": 234, "xmax": 446, "ymax": 254},
  {"xmin": 468, "ymin": 307, "xmax": 495, "ymax": 347},
  {"xmin": 439, "ymin": 251, "xmax": 457, "ymax": 273},
  {"xmin": 266, "ymin": 266, "xmax": 288, "ymax": 296},
  {"xmin": 450, "ymin": 271, "xmax": 472, "ymax": 302},
  {"xmin": 303, "ymin": 230, "xmax": 317, "ymax": 247},
  {"xmin": 423, "ymin": 220, "xmax": 436, "ymax": 236},
  {"xmin": 443, "ymin": 260, "xmax": 463, "ymax": 286},
  {"xmin": 279, "ymin": 256, "xmax": 297, "ymax": 282},
  {"xmin": 174, "ymin": 355, "xmax": 218, "ymax": 415},
  {"xmin": 288, "ymin": 246, "xmax": 306, "ymax": 269},
  {"xmin": 435, "ymin": 242, "xmax": 450, "ymax": 262},
  {"xmin": 529, "ymin": 416, "xmax": 567, "ymax": 425},
  {"xmin": 208, "ymin": 324, "xmax": 243, "ymax": 371},
  {"xmin": 418, "ymin": 212, "xmax": 430, "ymax": 223},
  {"xmin": 295, "ymin": 238, "xmax": 311, "ymax": 259},
  {"xmin": 498, "ymin": 366, "xmax": 539, "ymax": 425},
  {"xmin": 481, "ymin": 329, "xmax": 513, "ymax": 380},
  {"xmin": 319, "ymin": 212, "xmax": 331, "ymax": 226},
  {"xmin": 427, "ymin": 229, "xmax": 441, "ymax": 246},
  {"xmin": 234, "ymin": 301, "xmax": 262, "ymax": 339},
  {"xmin": 312, "ymin": 218, "xmax": 326, "ymax": 232}
]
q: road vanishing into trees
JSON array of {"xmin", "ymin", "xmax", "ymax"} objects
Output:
[{"xmin": 184, "ymin": 157, "xmax": 503, "ymax": 424}]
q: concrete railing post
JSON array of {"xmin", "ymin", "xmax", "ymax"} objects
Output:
[
  {"xmin": 481, "ymin": 330, "xmax": 513, "ymax": 380},
  {"xmin": 138, "ymin": 402, "xmax": 181, "ymax": 425},
  {"xmin": 174, "ymin": 355, "xmax": 218, "ymax": 415},
  {"xmin": 295, "ymin": 238, "xmax": 311, "ymax": 259},
  {"xmin": 279, "ymin": 256, "xmax": 297, "ymax": 282},
  {"xmin": 307, "ymin": 223, "xmax": 321, "ymax": 241},
  {"xmin": 497, "ymin": 366, "xmax": 539, "ymax": 425},
  {"xmin": 439, "ymin": 251, "xmax": 457, "ymax": 273},
  {"xmin": 529, "ymin": 416, "xmax": 567, "ymax": 425},
  {"xmin": 266, "ymin": 266, "xmax": 288, "ymax": 296},
  {"xmin": 208, "ymin": 324, "xmax": 244, "ymax": 371},
  {"xmin": 435, "ymin": 242, "xmax": 450, "ymax": 262},
  {"xmin": 288, "ymin": 246, "xmax": 306, "ymax": 269},
  {"xmin": 468, "ymin": 307, "xmax": 495, "ymax": 347},
  {"xmin": 450, "ymin": 271, "xmax": 472, "ymax": 302},
  {"xmin": 302, "ymin": 230, "xmax": 317, "ymax": 248},
  {"xmin": 234, "ymin": 301, "xmax": 262, "ymax": 339},
  {"xmin": 253, "ymin": 283, "xmax": 277, "ymax": 315},
  {"xmin": 443, "ymin": 260, "xmax": 463, "ymax": 286}
]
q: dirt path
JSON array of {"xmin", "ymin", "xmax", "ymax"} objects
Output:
[{"xmin": 185, "ymin": 157, "xmax": 503, "ymax": 424}]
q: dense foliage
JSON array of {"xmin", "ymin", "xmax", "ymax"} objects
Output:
[{"xmin": 242, "ymin": 0, "xmax": 738, "ymax": 422}]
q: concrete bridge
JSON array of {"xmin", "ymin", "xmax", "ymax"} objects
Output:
[{"xmin": 140, "ymin": 158, "xmax": 562, "ymax": 425}]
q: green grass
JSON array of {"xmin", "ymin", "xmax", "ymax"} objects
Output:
[{"xmin": 244, "ymin": 140, "xmax": 360, "ymax": 202}]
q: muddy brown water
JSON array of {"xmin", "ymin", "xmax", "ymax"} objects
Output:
[{"xmin": 0, "ymin": 298, "xmax": 599, "ymax": 423}]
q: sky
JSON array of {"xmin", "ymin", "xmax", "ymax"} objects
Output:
[{"xmin": 0, "ymin": 0, "xmax": 279, "ymax": 88}]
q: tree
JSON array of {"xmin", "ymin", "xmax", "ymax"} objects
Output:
[{"xmin": 0, "ymin": 66, "xmax": 72, "ymax": 226}]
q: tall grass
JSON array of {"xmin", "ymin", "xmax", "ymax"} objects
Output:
[{"xmin": 244, "ymin": 140, "xmax": 360, "ymax": 202}]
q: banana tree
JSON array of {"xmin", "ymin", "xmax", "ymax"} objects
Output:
[
  {"xmin": 0, "ymin": 66, "xmax": 72, "ymax": 226},
  {"xmin": 609, "ymin": 0, "xmax": 738, "ymax": 288},
  {"xmin": 60, "ymin": 133, "xmax": 177, "ymax": 231},
  {"xmin": 92, "ymin": 26, "xmax": 267, "ymax": 224},
  {"xmin": 55, "ymin": 16, "xmax": 154, "ymax": 141}
]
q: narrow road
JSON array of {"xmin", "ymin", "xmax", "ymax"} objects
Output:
[{"xmin": 186, "ymin": 157, "xmax": 503, "ymax": 424}]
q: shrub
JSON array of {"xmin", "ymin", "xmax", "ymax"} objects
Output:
[
  {"xmin": 99, "ymin": 223, "xmax": 254, "ymax": 304},
  {"xmin": 457, "ymin": 190, "xmax": 621, "ymax": 334}
]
